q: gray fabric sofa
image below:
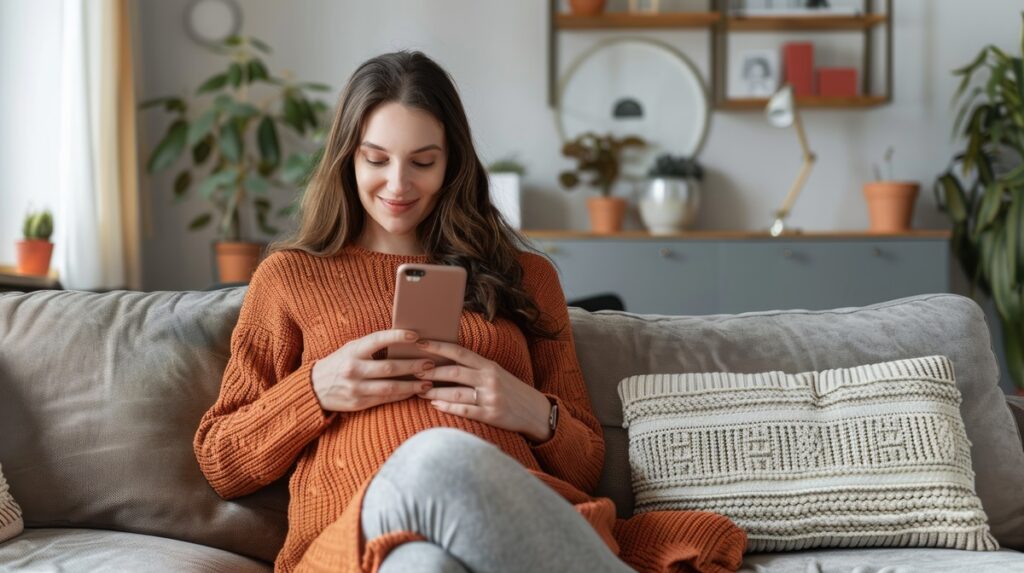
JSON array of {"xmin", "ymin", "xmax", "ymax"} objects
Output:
[{"xmin": 1, "ymin": 288, "xmax": 1023, "ymax": 572}]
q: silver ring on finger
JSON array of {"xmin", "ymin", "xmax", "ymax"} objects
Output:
[{"xmin": 473, "ymin": 388, "xmax": 478, "ymax": 405}]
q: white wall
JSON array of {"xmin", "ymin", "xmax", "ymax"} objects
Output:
[
  {"xmin": 0, "ymin": 0, "xmax": 63, "ymax": 267},
  {"xmin": 133, "ymin": 0, "xmax": 1023, "ymax": 292}
]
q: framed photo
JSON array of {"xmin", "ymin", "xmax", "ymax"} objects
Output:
[{"xmin": 730, "ymin": 49, "xmax": 780, "ymax": 98}]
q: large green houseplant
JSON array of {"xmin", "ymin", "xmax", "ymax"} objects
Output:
[
  {"xmin": 140, "ymin": 35, "xmax": 329, "ymax": 282},
  {"xmin": 935, "ymin": 15, "xmax": 1024, "ymax": 393}
]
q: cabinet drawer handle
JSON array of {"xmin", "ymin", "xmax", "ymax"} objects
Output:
[
  {"xmin": 782, "ymin": 249, "xmax": 793, "ymax": 259},
  {"xmin": 872, "ymin": 247, "xmax": 882, "ymax": 257},
  {"xmin": 540, "ymin": 243, "xmax": 560, "ymax": 255},
  {"xmin": 658, "ymin": 248, "xmax": 673, "ymax": 258}
]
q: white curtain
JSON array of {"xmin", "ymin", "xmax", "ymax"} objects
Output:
[{"xmin": 58, "ymin": 0, "xmax": 140, "ymax": 290}]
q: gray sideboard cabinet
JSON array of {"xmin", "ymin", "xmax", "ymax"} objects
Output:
[{"xmin": 525, "ymin": 231, "xmax": 951, "ymax": 316}]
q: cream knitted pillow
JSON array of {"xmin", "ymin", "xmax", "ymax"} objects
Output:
[
  {"xmin": 618, "ymin": 355, "xmax": 999, "ymax": 553},
  {"xmin": 0, "ymin": 463, "xmax": 24, "ymax": 543}
]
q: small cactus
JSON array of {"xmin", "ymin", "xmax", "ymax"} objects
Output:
[{"xmin": 23, "ymin": 210, "xmax": 54, "ymax": 241}]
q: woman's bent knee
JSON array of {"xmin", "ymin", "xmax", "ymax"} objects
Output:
[{"xmin": 378, "ymin": 541, "xmax": 470, "ymax": 573}]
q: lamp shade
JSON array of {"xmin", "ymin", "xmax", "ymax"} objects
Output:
[{"xmin": 765, "ymin": 84, "xmax": 795, "ymax": 128}]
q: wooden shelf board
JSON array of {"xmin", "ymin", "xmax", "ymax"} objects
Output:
[
  {"xmin": 726, "ymin": 14, "xmax": 887, "ymax": 31},
  {"xmin": 523, "ymin": 230, "xmax": 951, "ymax": 241},
  {"xmin": 556, "ymin": 12, "xmax": 720, "ymax": 30},
  {"xmin": 718, "ymin": 95, "xmax": 888, "ymax": 110}
]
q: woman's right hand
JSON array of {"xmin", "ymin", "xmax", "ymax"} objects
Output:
[{"xmin": 312, "ymin": 329, "xmax": 435, "ymax": 412}]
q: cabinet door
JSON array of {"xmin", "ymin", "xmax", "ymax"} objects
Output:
[
  {"xmin": 717, "ymin": 240, "xmax": 950, "ymax": 313},
  {"xmin": 531, "ymin": 239, "xmax": 719, "ymax": 315}
]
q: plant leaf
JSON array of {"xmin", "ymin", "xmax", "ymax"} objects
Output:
[
  {"xmin": 192, "ymin": 134, "xmax": 213, "ymax": 165},
  {"xmin": 196, "ymin": 167, "xmax": 239, "ymax": 200},
  {"xmin": 187, "ymin": 108, "xmax": 219, "ymax": 147},
  {"xmin": 1007, "ymin": 193, "xmax": 1021, "ymax": 286},
  {"xmin": 228, "ymin": 62, "xmax": 242, "ymax": 88},
  {"xmin": 218, "ymin": 121, "xmax": 242, "ymax": 163},
  {"xmin": 173, "ymin": 170, "xmax": 191, "ymax": 201},
  {"xmin": 975, "ymin": 182, "xmax": 1004, "ymax": 238},
  {"xmin": 188, "ymin": 213, "xmax": 212, "ymax": 230},
  {"xmin": 248, "ymin": 59, "xmax": 269, "ymax": 82},
  {"xmin": 250, "ymin": 37, "xmax": 272, "ymax": 54},
  {"xmin": 197, "ymin": 73, "xmax": 228, "ymax": 95},
  {"xmin": 146, "ymin": 119, "xmax": 188, "ymax": 173},
  {"xmin": 283, "ymin": 94, "xmax": 306, "ymax": 135},
  {"xmin": 244, "ymin": 174, "xmax": 270, "ymax": 195},
  {"xmin": 257, "ymin": 116, "xmax": 280, "ymax": 168},
  {"xmin": 226, "ymin": 101, "xmax": 260, "ymax": 119},
  {"xmin": 937, "ymin": 173, "xmax": 968, "ymax": 223}
]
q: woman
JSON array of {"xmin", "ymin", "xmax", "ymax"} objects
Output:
[{"xmin": 193, "ymin": 51, "xmax": 745, "ymax": 573}]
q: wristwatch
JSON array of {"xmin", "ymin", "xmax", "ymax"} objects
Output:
[{"xmin": 546, "ymin": 397, "xmax": 559, "ymax": 435}]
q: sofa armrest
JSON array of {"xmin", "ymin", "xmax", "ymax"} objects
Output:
[{"xmin": 1008, "ymin": 395, "xmax": 1024, "ymax": 453}]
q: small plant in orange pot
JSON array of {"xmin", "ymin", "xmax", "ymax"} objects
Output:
[
  {"xmin": 864, "ymin": 147, "xmax": 919, "ymax": 233},
  {"xmin": 16, "ymin": 210, "xmax": 54, "ymax": 276},
  {"xmin": 559, "ymin": 132, "xmax": 646, "ymax": 234}
]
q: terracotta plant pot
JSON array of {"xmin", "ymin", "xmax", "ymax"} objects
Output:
[
  {"xmin": 15, "ymin": 240, "xmax": 54, "ymax": 276},
  {"xmin": 569, "ymin": 0, "xmax": 607, "ymax": 16},
  {"xmin": 863, "ymin": 181, "xmax": 919, "ymax": 233},
  {"xmin": 215, "ymin": 241, "xmax": 264, "ymax": 284},
  {"xmin": 587, "ymin": 197, "xmax": 627, "ymax": 234}
]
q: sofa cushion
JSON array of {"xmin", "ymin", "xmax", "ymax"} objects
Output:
[
  {"xmin": 619, "ymin": 355, "xmax": 998, "ymax": 552},
  {"xmin": 0, "ymin": 528, "xmax": 270, "ymax": 572},
  {"xmin": 571, "ymin": 294, "xmax": 1024, "ymax": 550},
  {"xmin": 0, "ymin": 289, "xmax": 287, "ymax": 563},
  {"xmin": 740, "ymin": 546, "xmax": 1024, "ymax": 572}
]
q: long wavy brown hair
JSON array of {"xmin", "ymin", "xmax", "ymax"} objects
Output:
[{"xmin": 271, "ymin": 51, "xmax": 559, "ymax": 340}]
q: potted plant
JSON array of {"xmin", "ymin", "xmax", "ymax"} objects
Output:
[
  {"xmin": 934, "ymin": 15, "xmax": 1024, "ymax": 394},
  {"xmin": 559, "ymin": 132, "xmax": 646, "ymax": 234},
  {"xmin": 568, "ymin": 0, "xmax": 607, "ymax": 16},
  {"xmin": 16, "ymin": 210, "xmax": 54, "ymax": 276},
  {"xmin": 638, "ymin": 154, "xmax": 704, "ymax": 235},
  {"xmin": 140, "ymin": 35, "xmax": 328, "ymax": 283},
  {"xmin": 864, "ymin": 146, "xmax": 919, "ymax": 232}
]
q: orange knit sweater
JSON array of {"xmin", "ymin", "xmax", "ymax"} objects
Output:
[{"xmin": 194, "ymin": 246, "xmax": 746, "ymax": 573}]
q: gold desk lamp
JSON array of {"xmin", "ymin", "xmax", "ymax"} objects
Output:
[{"xmin": 765, "ymin": 85, "xmax": 816, "ymax": 237}]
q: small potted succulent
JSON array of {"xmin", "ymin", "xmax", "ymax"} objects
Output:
[
  {"xmin": 17, "ymin": 210, "xmax": 54, "ymax": 276},
  {"xmin": 639, "ymin": 154, "xmax": 705, "ymax": 235},
  {"xmin": 559, "ymin": 132, "xmax": 646, "ymax": 234},
  {"xmin": 864, "ymin": 146, "xmax": 918, "ymax": 232}
]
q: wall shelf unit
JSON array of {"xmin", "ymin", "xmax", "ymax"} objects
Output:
[
  {"xmin": 555, "ymin": 12, "xmax": 720, "ymax": 30},
  {"xmin": 547, "ymin": 0, "xmax": 894, "ymax": 110}
]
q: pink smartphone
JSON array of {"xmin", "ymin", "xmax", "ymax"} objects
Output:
[{"xmin": 387, "ymin": 263, "xmax": 467, "ymax": 376}]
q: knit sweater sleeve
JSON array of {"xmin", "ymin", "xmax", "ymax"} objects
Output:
[
  {"xmin": 521, "ymin": 253, "xmax": 606, "ymax": 493},
  {"xmin": 193, "ymin": 253, "xmax": 336, "ymax": 499}
]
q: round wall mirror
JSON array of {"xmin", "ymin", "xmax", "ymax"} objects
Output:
[{"xmin": 555, "ymin": 37, "xmax": 710, "ymax": 179}]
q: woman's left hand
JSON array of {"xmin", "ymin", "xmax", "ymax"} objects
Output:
[{"xmin": 413, "ymin": 339, "xmax": 554, "ymax": 443}]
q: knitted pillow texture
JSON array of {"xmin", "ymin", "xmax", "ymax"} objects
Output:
[
  {"xmin": 618, "ymin": 355, "xmax": 999, "ymax": 553},
  {"xmin": 0, "ymin": 463, "xmax": 24, "ymax": 543}
]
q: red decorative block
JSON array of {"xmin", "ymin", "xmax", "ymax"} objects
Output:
[
  {"xmin": 783, "ymin": 42, "xmax": 814, "ymax": 97},
  {"xmin": 817, "ymin": 67, "xmax": 858, "ymax": 98}
]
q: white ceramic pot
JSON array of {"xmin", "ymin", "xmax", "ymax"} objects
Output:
[{"xmin": 638, "ymin": 177, "xmax": 700, "ymax": 234}]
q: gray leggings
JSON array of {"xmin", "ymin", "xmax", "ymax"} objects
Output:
[{"xmin": 361, "ymin": 428, "xmax": 634, "ymax": 573}]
